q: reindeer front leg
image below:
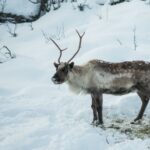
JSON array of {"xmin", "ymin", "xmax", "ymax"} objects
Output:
[
  {"xmin": 91, "ymin": 92, "xmax": 103, "ymax": 125},
  {"xmin": 96, "ymin": 93, "xmax": 103, "ymax": 124},
  {"xmin": 91, "ymin": 94, "xmax": 98, "ymax": 124}
]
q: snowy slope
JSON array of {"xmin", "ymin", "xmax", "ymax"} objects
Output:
[
  {"xmin": 0, "ymin": 0, "xmax": 39, "ymax": 16},
  {"xmin": 0, "ymin": 0, "xmax": 150, "ymax": 150}
]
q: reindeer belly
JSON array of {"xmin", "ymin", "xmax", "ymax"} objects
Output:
[
  {"xmin": 100, "ymin": 81, "xmax": 136, "ymax": 95},
  {"xmin": 102, "ymin": 87, "xmax": 136, "ymax": 95},
  {"xmin": 92, "ymin": 72, "xmax": 136, "ymax": 95}
]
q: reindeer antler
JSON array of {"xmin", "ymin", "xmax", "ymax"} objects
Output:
[
  {"xmin": 51, "ymin": 30, "xmax": 85, "ymax": 64},
  {"xmin": 67, "ymin": 30, "xmax": 85, "ymax": 63},
  {"xmin": 50, "ymin": 38, "xmax": 67, "ymax": 64}
]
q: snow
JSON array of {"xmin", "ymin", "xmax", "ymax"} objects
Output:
[
  {"xmin": 0, "ymin": 0, "xmax": 39, "ymax": 16},
  {"xmin": 0, "ymin": 0, "xmax": 150, "ymax": 150}
]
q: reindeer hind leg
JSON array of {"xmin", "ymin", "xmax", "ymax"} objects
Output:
[{"xmin": 134, "ymin": 92, "xmax": 149, "ymax": 122}]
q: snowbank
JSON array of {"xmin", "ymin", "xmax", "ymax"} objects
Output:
[
  {"xmin": 0, "ymin": 0, "xmax": 150, "ymax": 150},
  {"xmin": 0, "ymin": 0, "xmax": 39, "ymax": 16}
]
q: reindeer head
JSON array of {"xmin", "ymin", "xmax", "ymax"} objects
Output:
[{"xmin": 51, "ymin": 30, "xmax": 85, "ymax": 84}]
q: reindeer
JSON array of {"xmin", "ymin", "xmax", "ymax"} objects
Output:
[{"xmin": 51, "ymin": 30, "xmax": 150, "ymax": 125}]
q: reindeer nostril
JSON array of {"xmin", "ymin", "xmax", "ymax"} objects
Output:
[
  {"xmin": 51, "ymin": 74, "xmax": 62, "ymax": 84},
  {"xmin": 51, "ymin": 77, "xmax": 56, "ymax": 82}
]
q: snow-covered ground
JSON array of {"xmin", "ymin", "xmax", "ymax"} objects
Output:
[
  {"xmin": 0, "ymin": 0, "xmax": 39, "ymax": 16},
  {"xmin": 0, "ymin": 0, "xmax": 150, "ymax": 150}
]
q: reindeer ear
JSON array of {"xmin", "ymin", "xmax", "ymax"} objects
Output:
[
  {"xmin": 54, "ymin": 62, "xmax": 59, "ymax": 68},
  {"xmin": 69, "ymin": 62, "xmax": 74, "ymax": 69}
]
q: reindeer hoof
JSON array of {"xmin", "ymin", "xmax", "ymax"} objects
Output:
[
  {"xmin": 91, "ymin": 120, "xmax": 103, "ymax": 126},
  {"xmin": 131, "ymin": 118, "xmax": 142, "ymax": 124},
  {"xmin": 91, "ymin": 120, "xmax": 98, "ymax": 125},
  {"xmin": 96, "ymin": 120, "xmax": 103, "ymax": 126},
  {"xmin": 130, "ymin": 121, "xmax": 135, "ymax": 124}
]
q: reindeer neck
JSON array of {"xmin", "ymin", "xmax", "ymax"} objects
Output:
[
  {"xmin": 67, "ymin": 65, "xmax": 88, "ymax": 93},
  {"xmin": 68, "ymin": 65, "xmax": 85, "ymax": 82}
]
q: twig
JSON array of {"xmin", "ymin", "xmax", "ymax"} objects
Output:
[
  {"xmin": 56, "ymin": 24, "xmax": 65, "ymax": 40},
  {"xmin": 29, "ymin": 22, "xmax": 34, "ymax": 30},
  {"xmin": 41, "ymin": 30, "xmax": 51, "ymax": 43},
  {"xmin": 0, "ymin": 45, "xmax": 15, "ymax": 59},
  {"xmin": 133, "ymin": 26, "xmax": 137, "ymax": 51},
  {"xmin": 42, "ymin": 24, "xmax": 65, "ymax": 42},
  {"xmin": 77, "ymin": 0, "xmax": 91, "ymax": 11},
  {"xmin": 6, "ymin": 23, "xmax": 17, "ymax": 37},
  {"xmin": 116, "ymin": 39, "xmax": 122, "ymax": 45},
  {"xmin": 106, "ymin": 135, "xmax": 110, "ymax": 144},
  {"xmin": 0, "ymin": 0, "xmax": 7, "ymax": 12},
  {"xmin": 3, "ymin": 46, "xmax": 13, "ymax": 58}
]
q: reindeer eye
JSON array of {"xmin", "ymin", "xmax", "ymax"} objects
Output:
[{"xmin": 62, "ymin": 67, "xmax": 68, "ymax": 73}]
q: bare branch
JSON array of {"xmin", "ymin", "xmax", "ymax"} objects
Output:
[
  {"xmin": 0, "ymin": 0, "xmax": 7, "ymax": 12},
  {"xmin": 116, "ymin": 38, "xmax": 122, "ymax": 45},
  {"xmin": 56, "ymin": 24, "xmax": 65, "ymax": 40},
  {"xmin": 42, "ymin": 30, "xmax": 50, "ymax": 43},
  {"xmin": 0, "ymin": 45, "xmax": 15, "ymax": 59},
  {"xmin": 133, "ymin": 26, "xmax": 137, "ymax": 51},
  {"xmin": 6, "ymin": 23, "xmax": 17, "ymax": 37},
  {"xmin": 42, "ymin": 25, "xmax": 65, "ymax": 42},
  {"xmin": 6, "ymin": 23, "xmax": 12, "ymax": 35},
  {"xmin": 106, "ymin": 136, "xmax": 110, "ymax": 144},
  {"xmin": 29, "ymin": 22, "xmax": 34, "ymax": 30},
  {"xmin": 67, "ymin": 30, "xmax": 85, "ymax": 63},
  {"xmin": 14, "ymin": 23, "xmax": 17, "ymax": 35},
  {"xmin": 3, "ymin": 45, "xmax": 12, "ymax": 58}
]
